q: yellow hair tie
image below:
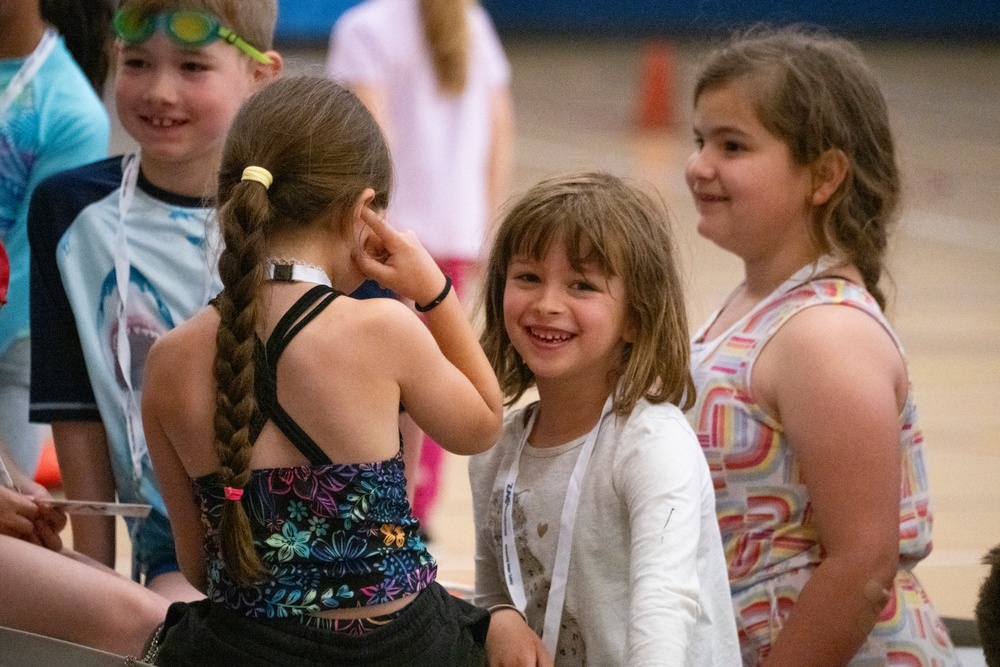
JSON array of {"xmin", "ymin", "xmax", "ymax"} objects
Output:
[{"xmin": 241, "ymin": 166, "xmax": 273, "ymax": 190}]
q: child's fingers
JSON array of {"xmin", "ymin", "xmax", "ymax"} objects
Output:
[
  {"xmin": 37, "ymin": 505, "xmax": 68, "ymax": 533},
  {"xmin": 352, "ymin": 247, "xmax": 393, "ymax": 285},
  {"xmin": 0, "ymin": 486, "xmax": 39, "ymax": 519},
  {"xmin": 361, "ymin": 227, "xmax": 389, "ymax": 264},
  {"xmin": 33, "ymin": 519, "xmax": 64, "ymax": 552},
  {"xmin": 0, "ymin": 512, "xmax": 36, "ymax": 541},
  {"xmin": 360, "ymin": 207, "xmax": 399, "ymax": 247}
]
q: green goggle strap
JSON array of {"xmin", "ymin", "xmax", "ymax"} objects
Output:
[
  {"xmin": 114, "ymin": 9, "xmax": 273, "ymax": 65},
  {"xmin": 215, "ymin": 27, "xmax": 273, "ymax": 64}
]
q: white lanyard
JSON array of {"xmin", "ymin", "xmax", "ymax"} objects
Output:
[
  {"xmin": 0, "ymin": 29, "xmax": 58, "ymax": 118},
  {"xmin": 114, "ymin": 154, "xmax": 143, "ymax": 483},
  {"xmin": 501, "ymin": 397, "xmax": 613, "ymax": 656},
  {"xmin": 0, "ymin": 455, "xmax": 16, "ymax": 492},
  {"xmin": 113, "ymin": 153, "xmax": 216, "ymax": 483}
]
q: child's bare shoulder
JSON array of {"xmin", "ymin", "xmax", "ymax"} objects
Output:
[
  {"xmin": 341, "ymin": 295, "xmax": 424, "ymax": 339},
  {"xmin": 148, "ymin": 306, "xmax": 219, "ymax": 363}
]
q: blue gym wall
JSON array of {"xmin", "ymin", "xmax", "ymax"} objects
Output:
[{"xmin": 275, "ymin": 0, "xmax": 1000, "ymax": 42}]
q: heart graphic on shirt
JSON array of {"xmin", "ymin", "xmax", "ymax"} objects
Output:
[{"xmin": 537, "ymin": 523, "xmax": 548, "ymax": 538}]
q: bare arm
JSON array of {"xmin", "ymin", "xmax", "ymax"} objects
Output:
[
  {"xmin": 755, "ymin": 306, "xmax": 903, "ymax": 666},
  {"xmin": 51, "ymin": 421, "xmax": 117, "ymax": 568},
  {"xmin": 354, "ymin": 208, "xmax": 504, "ymax": 454},
  {"xmin": 399, "ymin": 411, "xmax": 422, "ymax": 504},
  {"xmin": 142, "ymin": 339, "xmax": 209, "ymax": 592}
]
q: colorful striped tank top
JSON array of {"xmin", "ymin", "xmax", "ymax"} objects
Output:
[{"xmin": 688, "ymin": 263, "xmax": 957, "ymax": 665}]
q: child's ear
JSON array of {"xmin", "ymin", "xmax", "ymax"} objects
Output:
[
  {"xmin": 251, "ymin": 51, "xmax": 283, "ymax": 87},
  {"xmin": 350, "ymin": 188, "xmax": 379, "ymax": 249},
  {"xmin": 811, "ymin": 148, "xmax": 849, "ymax": 207},
  {"xmin": 351, "ymin": 188, "xmax": 377, "ymax": 225},
  {"xmin": 112, "ymin": 40, "xmax": 123, "ymax": 70}
]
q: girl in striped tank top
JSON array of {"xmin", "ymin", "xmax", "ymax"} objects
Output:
[{"xmin": 684, "ymin": 26, "xmax": 959, "ymax": 667}]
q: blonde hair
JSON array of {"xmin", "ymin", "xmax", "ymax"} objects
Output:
[
  {"xmin": 480, "ymin": 172, "xmax": 695, "ymax": 417},
  {"xmin": 694, "ymin": 25, "xmax": 899, "ymax": 309},
  {"xmin": 117, "ymin": 0, "xmax": 277, "ymax": 53},
  {"xmin": 419, "ymin": 0, "xmax": 470, "ymax": 94},
  {"xmin": 212, "ymin": 76, "xmax": 391, "ymax": 585}
]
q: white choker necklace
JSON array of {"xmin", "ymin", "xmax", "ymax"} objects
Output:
[{"xmin": 266, "ymin": 260, "xmax": 332, "ymax": 288}]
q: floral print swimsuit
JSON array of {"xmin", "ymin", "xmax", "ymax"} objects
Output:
[{"xmin": 194, "ymin": 286, "xmax": 435, "ymax": 622}]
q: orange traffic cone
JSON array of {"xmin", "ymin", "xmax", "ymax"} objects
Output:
[
  {"xmin": 34, "ymin": 439, "xmax": 62, "ymax": 489},
  {"xmin": 636, "ymin": 41, "xmax": 676, "ymax": 130}
]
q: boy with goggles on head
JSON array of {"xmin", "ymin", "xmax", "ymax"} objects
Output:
[{"xmin": 27, "ymin": 0, "xmax": 282, "ymax": 603}]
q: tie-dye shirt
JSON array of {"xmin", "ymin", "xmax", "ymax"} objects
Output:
[{"xmin": 1, "ymin": 34, "xmax": 108, "ymax": 355}]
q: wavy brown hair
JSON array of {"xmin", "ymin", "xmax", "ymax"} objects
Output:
[
  {"xmin": 480, "ymin": 172, "xmax": 695, "ymax": 417},
  {"xmin": 694, "ymin": 25, "xmax": 900, "ymax": 309},
  {"xmin": 211, "ymin": 76, "xmax": 391, "ymax": 585},
  {"xmin": 419, "ymin": 0, "xmax": 470, "ymax": 94}
]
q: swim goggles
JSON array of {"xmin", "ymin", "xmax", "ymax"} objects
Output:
[{"xmin": 113, "ymin": 8, "xmax": 273, "ymax": 64}]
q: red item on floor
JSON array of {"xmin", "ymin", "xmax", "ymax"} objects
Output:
[{"xmin": 34, "ymin": 440, "xmax": 62, "ymax": 489}]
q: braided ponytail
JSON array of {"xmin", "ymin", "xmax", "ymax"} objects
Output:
[{"xmin": 211, "ymin": 179, "xmax": 270, "ymax": 585}]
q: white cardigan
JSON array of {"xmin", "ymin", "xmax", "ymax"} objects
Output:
[{"xmin": 470, "ymin": 399, "xmax": 740, "ymax": 666}]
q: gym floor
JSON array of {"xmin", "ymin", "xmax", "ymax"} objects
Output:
[{"xmin": 100, "ymin": 34, "xmax": 999, "ymax": 661}]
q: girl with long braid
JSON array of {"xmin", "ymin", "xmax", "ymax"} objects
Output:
[{"xmin": 141, "ymin": 75, "xmax": 503, "ymax": 666}]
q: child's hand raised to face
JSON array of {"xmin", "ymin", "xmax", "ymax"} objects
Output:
[{"xmin": 353, "ymin": 207, "xmax": 448, "ymax": 308}]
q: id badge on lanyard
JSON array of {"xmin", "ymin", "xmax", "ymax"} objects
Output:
[
  {"xmin": 114, "ymin": 154, "xmax": 144, "ymax": 483},
  {"xmin": 500, "ymin": 397, "xmax": 613, "ymax": 656},
  {"xmin": 113, "ymin": 153, "xmax": 215, "ymax": 484}
]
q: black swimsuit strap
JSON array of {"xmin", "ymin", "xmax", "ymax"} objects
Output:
[
  {"xmin": 265, "ymin": 285, "xmax": 339, "ymax": 362},
  {"xmin": 251, "ymin": 285, "xmax": 341, "ymax": 465}
]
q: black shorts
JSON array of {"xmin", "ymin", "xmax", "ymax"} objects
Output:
[{"xmin": 152, "ymin": 582, "xmax": 489, "ymax": 666}]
